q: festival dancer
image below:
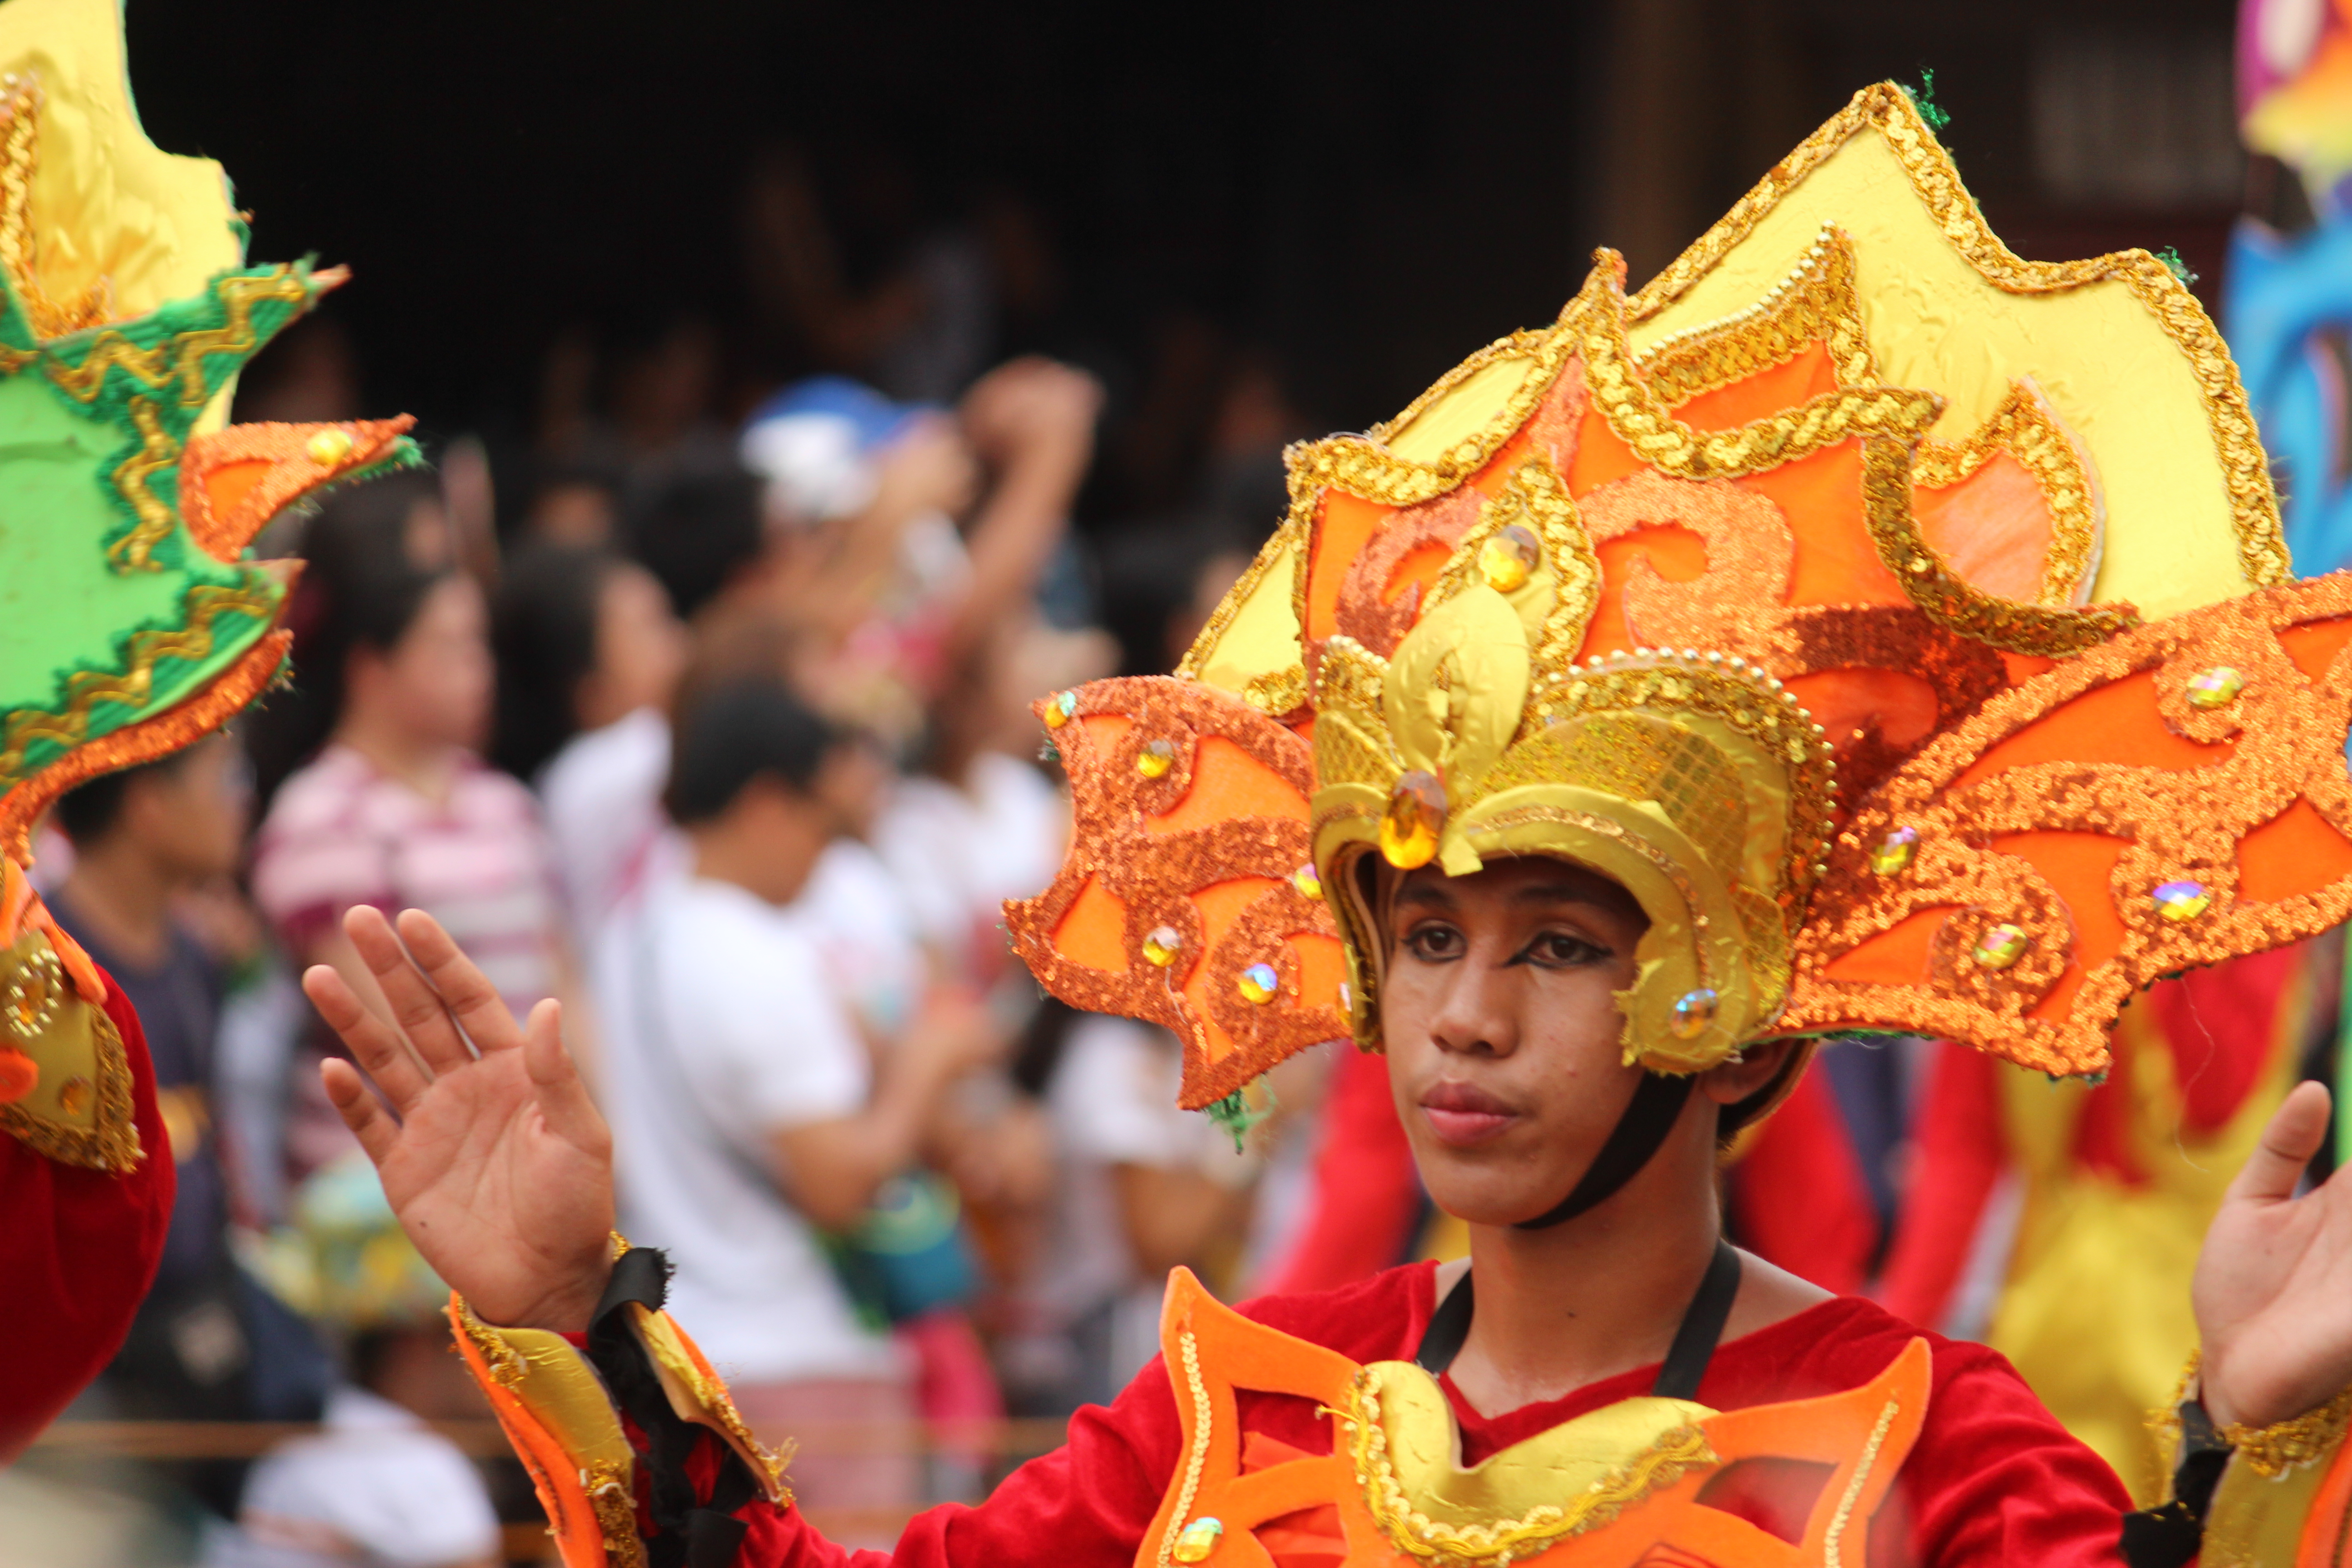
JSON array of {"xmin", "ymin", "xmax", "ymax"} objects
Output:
[
  {"xmin": 323, "ymin": 85, "xmax": 2352, "ymax": 1565},
  {"xmin": 0, "ymin": 0, "xmax": 416, "ymax": 1455}
]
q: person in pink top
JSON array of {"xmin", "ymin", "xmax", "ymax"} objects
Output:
[{"xmin": 250, "ymin": 472, "xmax": 580, "ymax": 1066}]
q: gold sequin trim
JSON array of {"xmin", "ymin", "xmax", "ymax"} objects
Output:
[
  {"xmin": 1624, "ymin": 80, "xmax": 2288, "ymax": 593},
  {"xmin": 1156, "ymin": 1329, "xmax": 1215, "ymax": 1568},
  {"xmin": 1176, "ymin": 506, "xmax": 1305, "ymax": 687},
  {"xmin": 0, "ymin": 575, "xmax": 285, "ymax": 786},
  {"xmin": 582, "ymin": 1459, "xmax": 647, "ymax": 1568},
  {"xmin": 1857, "ymin": 434, "xmax": 2135, "ymax": 657},
  {"xmin": 1343, "ymin": 1362, "xmax": 1716, "ymax": 1563},
  {"xmin": 1824, "ymin": 1398, "xmax": 1900, "ymax": 1568},
  {"xmin": 449, "ymin": 1296, "xmax": 528, "ymax": 1390},
  {"xmin": 1913, "ymin": 380, "xmax": 2103, "ymax": 609},
  {"xmin": 0, "ymin": 991, "xmax": 138, "ymax": 1171},
  {"xmin": 1636, "ymin": 225, "xmax": 1877, "ymax": 406},
  {"xmin": 1785, "ymin": 572, "xmax": 2352, "ymax": 1077},
  {"xmin": 0, "ymin": 74, "xmax": 110, "ymax": 343}
]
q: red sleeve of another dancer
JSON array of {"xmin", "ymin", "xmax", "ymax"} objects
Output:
[
  {"xmin": 1728, "ymin": 1064, "xmax": 1878, "ymax": 1295},
  {"xmin": 0, "ymin": 970, "xmax": 175, "ymax": 1459},
  {"xmin": 1258, "ymin": 1044, "xmax": 1421, "ymax": 1295},
  {"xmin": 1877, "ymin": 1043, "xmax": 2003, "ymax": 1332}
]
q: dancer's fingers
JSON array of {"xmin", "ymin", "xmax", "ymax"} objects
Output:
[
  {"xmin": 395, "ymin": 908, "xmax": 525, "ymax": 1055},
  {"xmin": 302, "ymin": 963, "xmax": 433, "ymax": 1112}
]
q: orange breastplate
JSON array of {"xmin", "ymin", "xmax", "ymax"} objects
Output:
[{"xmin": 1137, "ymin": 1270, "xmax": 1929, "ymax": 1568}]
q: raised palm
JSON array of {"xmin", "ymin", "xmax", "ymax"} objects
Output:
[
  {"xmin": 308, "ymin": 906, "xmax": 615, "ymax": 1332},
  {"xmin": 2195, "ymin": 1080, "xmax": 2352, "ymax": 1428}
]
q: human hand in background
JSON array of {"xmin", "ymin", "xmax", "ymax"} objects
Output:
[
  {"xmin": 2195, "ymin": 1080, "xmax": 2352, "ymax": 1428},
  {"xmin": 305, "ymin": 906, "xmax": 616, "ymax": 1333},
  {"xmin": 959, "ymin": 357, "xmax": 1102, "ymax": 474}
]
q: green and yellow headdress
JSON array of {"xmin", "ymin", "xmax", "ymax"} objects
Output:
[{"xmin": 0, "ymin": 0, "xmax": 414, "ymax": 1171}]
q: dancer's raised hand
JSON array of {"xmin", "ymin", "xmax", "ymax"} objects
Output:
[
  {"xmin": 307, "ymin": 906, "xmax": 615, "ymax": 1332},
  {"xmin": 2196, "ymin": 1080, "xmax": 2352, "ymax": 1427}
]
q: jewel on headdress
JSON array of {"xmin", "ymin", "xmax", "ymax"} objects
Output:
[
  {"xmin": 1972, "ymin": 925, "xmax": 2031, "ymax": 969},
  {"xmin": 1172, "ymin": 1517, "xmax": 1225, "ymax": 1563},
  {"xmin": 1142, "ymin": 926, "xmax": 1183, "ymax": 967},
  {"xmin": 2185, "ymin": 667, "xmax": 2244, "ymax": 710},
  {"xmin": 1291, "ymin": 863, "xmax": 1323, "ymax": 899},
  {"xmin": 1478, "ymin": 524, "xmax": 1540, "ymax": 593},
  {"xmin": 1136, "ymin": 739, "xmax": 1176, "ymax": 778},
  {"xmin": 2152, "ymin": 880, "xmax": 2213, "ymax": 921},
  {"xmin": 1338, "ymin": 981, "xmax": 1352, "ymax": 1011},
  {"xmin": 1044, "ymin": 690, "xmax": 1078, "ymax": 729},
  {"xmin": 1238, "ymin": 964, "xmax": 1280, "ymax": 1004},
  {"xmin": 304, "ymin": 427, "xmax": 355, "ymax": 465},
  {"xmin": 1670, "ymin": 988, "xmax": 1719, "ymax": 1039},
  {"xmin": 1379, "ymin": 770, "xmax": 1447, "ymax": 869},
  {"xmin": 1869, "ymin": 826, "xmax": 1921, "ymax": 876}
]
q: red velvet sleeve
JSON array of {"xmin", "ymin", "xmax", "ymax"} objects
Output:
[
  {"xmin": 0, "ymin": 970, "xmax": 174, "ymax": 1459},
  {"xmin": 1261, "ymin": 1044, "xmax": 1421, "ymax": 1295},
  {"xmin": 1728, "ymin": 1066, "xmax": 1878, "ymax": 1295},
  {"xmin": 1877, "ymin": 1043, "xmax": 2004, "ymax": 1332}
]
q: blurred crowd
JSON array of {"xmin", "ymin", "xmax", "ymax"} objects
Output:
[{"xmin": 5, "ymin": 152, "xmax": 1333, "ymax": 1568}]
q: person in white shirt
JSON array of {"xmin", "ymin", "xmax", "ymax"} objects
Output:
[
  {"xmin": 489, "ymin": 544, "xmax": 690, "ymax": 945},
  {"xmin": 594, "ymin": 678, "xmax": 996, "ymax": 1525}
]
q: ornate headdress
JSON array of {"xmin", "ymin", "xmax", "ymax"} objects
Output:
[
  {"xmin": 0, "ymin": 0, "xmax": 414, "ymax": 1170},
  {"xmin": 1007, "ymin": 82, "xmax": 2352, "ymax": 1113}
]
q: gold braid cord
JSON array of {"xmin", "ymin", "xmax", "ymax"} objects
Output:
[
  {"xmin": 1785, "ymin": 574, "xmax": 2352, "ymax": 1077},
  {"xmin": 0, "ymin": 72, "xmax": 109, "ymax": 341}
]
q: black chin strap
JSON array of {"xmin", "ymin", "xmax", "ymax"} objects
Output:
[
  {"xmin": 1514, "ymin": 1070, "xmax": 1696, "ymax": 1231},
  {"xmin": 1415, "ymin": 1236, "xmax": 1743, "ymax": 1398}
]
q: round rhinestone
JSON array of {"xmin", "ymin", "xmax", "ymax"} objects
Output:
[
  {"xmin": 1043, "ymin": 689, "xmax": 1078, "ymax": 729},
  {"xmin": 1972, "ymin": 924, "xmax": 2031, "ymax": 969},
  {"xmin": 1478, "ymin": 524, "xmax": 1540, "ymax": 593},
  {"xmin": 305, "ymin": 426, "xmax": 354, "ymax": 465},
  {"xmin": 1379, "ymin": 770, "xmax": 1447, "ymax": 869},
  {"xmin": 56, "ymin": 1074, "xmax": 89, "ymax": 1115},
  {"xmin": 1291, "ymin": 863, "xmax": 1323, "ymax": 899},
  {"xmin": 1869, "ymin": 826, "xmax": 1920, "ymax": 876},
  {"xmin": 1238, "ymin": 964, "xmax": 1281, "ymax": 1004},
  {"xmin": 2152, "ymin": 880, "xmax": 2213, "ymax": 922},
  {"xmin": 1135, "ymin": 738, "xmax": 1176, "ymax": 779},
  {"xmin": 1142, "ymin": 926, "xmax": 1183, "ymax": 967},
  {"xmin": 2185, "ymin": 667, "xmax": 2244, "ymax": 710},
  {"xmin": 1670, "ymin": 988, "xmax": 1719, "ymax": 1039}
]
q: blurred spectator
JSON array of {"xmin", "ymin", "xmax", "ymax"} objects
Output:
[
  {"xmin": 248, "ymin": 473, "xmax": 580, "ymax": 1181},
  {"xmin": 491, "ymin": 544, "xmax": 690, "ymax": 941},
  {"xmin": 49, "ymin": 738, "xmax": 332, "ymax": 1507},
  {"xmin": 999, "ymin": 1006, "xmax": 1259, "ymax": 1414},
  {"xmin": 596, "ymin": 679, "xmax": 999, "ymax": 1524},
  {"xmin": 626, "ymin": 466, "xmax": 770, "ymax": 623},
  {"xmin": 514, "ymin": 456, "xmax": 625, "ymax": 551},
  {"xmin": 229, "ymin": 315, "xmax": 361, "ymax": 427},
  {"xmin": 207, "ymin": 1154, "xmax": 499, "ymax": 1568}
]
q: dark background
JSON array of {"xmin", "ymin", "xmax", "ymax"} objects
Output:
[{"xmin": 122, "ymin": 0, "xmax": 2246, "ymax": 521}]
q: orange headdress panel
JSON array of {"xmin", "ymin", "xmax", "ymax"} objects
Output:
[{"xmin": 1005, "ymin": 82, "xmax": 2352, "ymax": 1105}]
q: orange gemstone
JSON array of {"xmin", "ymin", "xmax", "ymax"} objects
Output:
[{"xmin": 1379, "ymin": 770, "xmax": 1446, "ymax": 869}]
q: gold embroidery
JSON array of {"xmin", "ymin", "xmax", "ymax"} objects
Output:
[
  {"xmin": 1344, "ymin": 1362, "xmax": 1716, "ymax": 1564},
  {"xmin": 2224, "ymin": 1390, "xmax": 2352, "ymax": 1479},
  {"xmin": 450, "ymin": 1297, "xmax": 528, "ymax": 1390},
  {"xmin": 1624, "ymin": 80, "xmax": 2288, "ymax": 593},
  {"xmin": 0, "ymin": 74, "xmax": 110, "ymax": 342},
  {"xmin": 1425, "ymin": 458, "xmax": 1603, "ymax": 702},
  {"xmin": 0, "ymin": 983, "xmax": 138, "ymax": 1171},
  {"xmin": 107, "ymin": 396, "xmax": 180, "ymax": 570},
  {"xmin": 42, "ymin": 269, "xmax": 311, "ymax": 407},
  {"xmin": 0, "ymin": 575, "xmax": 286, "ymax": 786},
  {"xmin": 1157, "ymin": 1329, "xmax": 1215, "ymax": 1568},
  {"xmin": 1824, "ymin": 1398, "xmax": 1901, "ymax": 1568}
]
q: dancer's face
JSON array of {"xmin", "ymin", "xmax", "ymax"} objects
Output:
[{"xmin": 1380, "ymin": 857, "xmax": 1652, "ymax": 1227}]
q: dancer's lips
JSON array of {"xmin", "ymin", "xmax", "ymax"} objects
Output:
[{"xmin": 1419, "ymin": 1079, "xmax": 1519, "ymax": 1146}]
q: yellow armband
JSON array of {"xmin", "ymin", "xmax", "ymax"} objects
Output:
[{"xmin": 2150, "ymin": 1352, "xmax": 2352, "ymax": 1566}]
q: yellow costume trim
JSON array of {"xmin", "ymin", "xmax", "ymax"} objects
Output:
[
  {"xmin": 0, "ymin": 934, "xmax": 136, "ymax": 1170},
  {"xmin": 1343, "ymin": 1360, "xmax": 1715, "ymax": 1563},
  {"xmin": 40, "ymin": 269, "xmax": 311, "ymax": 407},
  {"xmin": 0, "ymin": 74, "xmax": 107, "ymax": 340},
  {"xmin": 1823, "ymin": 1398, "xmax": 1899, "ymax": 1568},
  {"xmin": 627, "ymin": 1302, "xmax": 791, "ymax": 1505},
  {"xmin": 1155, "ymin": 1328, "xmax": 1215, "ymax": 1568}
]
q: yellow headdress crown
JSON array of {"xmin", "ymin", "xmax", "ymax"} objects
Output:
[{"xmin": 1007, "ymin": 83, "xmax": 2352, "ymax": 1105}]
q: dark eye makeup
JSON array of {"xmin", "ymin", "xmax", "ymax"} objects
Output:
[{"xmin": 1394, "ymin": 920, "xmax": 1612, "ymax": 968}]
